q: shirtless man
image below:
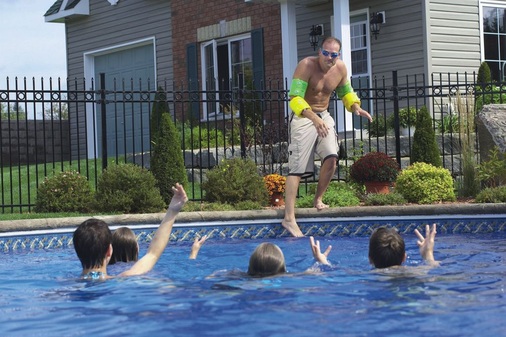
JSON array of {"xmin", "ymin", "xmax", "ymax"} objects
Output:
[{"xmin": 282, "ymin": 37, "xmax": 372, "ymax": 237}]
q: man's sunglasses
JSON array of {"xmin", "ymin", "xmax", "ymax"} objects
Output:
[{"xmin": 320, "ymin": 48, "xmax": 340, "ymax": 59}]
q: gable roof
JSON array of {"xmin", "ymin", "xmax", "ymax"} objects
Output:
[{"xmin": 44, "ymin": 0, "xmax": 89, "ymax": 23}]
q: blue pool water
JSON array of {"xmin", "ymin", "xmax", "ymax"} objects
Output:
[{"xmin": 0, "ymin": 225, "xmax": 505, "ymax": 336}]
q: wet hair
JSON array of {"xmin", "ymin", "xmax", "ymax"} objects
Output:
[
  {"xmin": 247, "ymin": 242, "xmax": 287, "ymax": 277},
  {"xmin": 368, "ymin": 227, "xmax": 406, "ymax": 268},
  {"xmin": 321, "ymin": 36, "xmax": 342, "ymax": 51},
  {"xmin": 73, "ymin": 219, "xmax": 112, "ymax": 270},
  {"xmin": 109, "ymin": 227, "xmax": 139, "ymax": 264}
]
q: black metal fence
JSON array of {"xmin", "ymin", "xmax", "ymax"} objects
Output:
[{"xmin": 0, "ymin": 71, "xmax": 503, "ymax": 213}]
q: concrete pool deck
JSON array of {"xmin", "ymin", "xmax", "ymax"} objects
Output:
[{"xmin": 1, "ymin": 202, "xmax": 506, "ymax": 233}]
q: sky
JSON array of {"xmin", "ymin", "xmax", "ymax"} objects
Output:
[{"xmin": 0, "ymin": 0, "xmax": 67, "ymax": 81}]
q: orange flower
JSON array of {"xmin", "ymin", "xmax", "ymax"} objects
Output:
[{"xmin": 263, "ymin": 174, "xmax": 286, "ymax": 196}]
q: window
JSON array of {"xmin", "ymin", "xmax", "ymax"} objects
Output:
[
  {"xmin": 350, "ymin": 18, "xmax": 369, "ymax": 75},
  {"xmin": 483, "ymin": 5, "xmax": 506, "ymax": 81},
  {"xmin": 201, "ymin": 35, "xmax": 252, "ymax": 119}
]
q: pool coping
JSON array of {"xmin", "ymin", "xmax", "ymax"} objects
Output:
[{"xmin": 1, "ymin": 202, "xmax": 505, "ymax": 233}]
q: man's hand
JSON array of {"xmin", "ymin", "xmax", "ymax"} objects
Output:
[
  {"xmin": 351, "ymin": 103, "xmax": 373, "ymax": 122},
  {"xmin": 308, "ymin": 112, "xmax": 330, "ymax": 137}
]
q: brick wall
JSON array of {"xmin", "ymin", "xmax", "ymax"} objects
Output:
[{"xmin": 171, "ymin": 0, "xmax": 283, "ymax": 86}]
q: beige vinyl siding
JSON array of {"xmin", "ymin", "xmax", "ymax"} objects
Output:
[
  {"xmin": 427, "ymin": 0, "xmax": 481, "ymax": 77},
  {"xmin": 295, "ymin": 2, "xmax": 334, "ymax": 60},
  {"xmin": 63, "ymin": 0, "xmax": 172, "ymax": 159},
  {"xmin": 350, "ymin": 0, "xmax": 426, "ymax": 81},
  {"xmin": 66, "ymin": 0, "xmax": 172, "ymax": 83}
]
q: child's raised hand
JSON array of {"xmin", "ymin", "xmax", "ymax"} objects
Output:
[
  {"xmin": 414, "ymin": 223, "xmax": 439, "ymax": 266},
  {"xmin": 309, "ymin": 236, "xmax": 332, "ymax": 266},
  {"xmin": 189, "ymin": 235, "xmax": 207, "ymax": 259},
  {"xmin": 168, "ymin": 183, "xmax": 188, "ymax": 212}
]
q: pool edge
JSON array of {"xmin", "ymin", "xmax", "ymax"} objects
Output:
[{"xmin": 1, "ymin": 203, "xmax": 505, "ymax": 233}]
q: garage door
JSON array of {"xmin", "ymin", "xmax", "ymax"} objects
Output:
[{"xmin": 94, "ymin": 44, "xmax": 155, "ymax": 158}]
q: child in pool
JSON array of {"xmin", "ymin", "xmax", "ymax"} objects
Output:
[
  {"xmin": 190, "ymin": 235, "xmax": 332, "ymax": 278},
  {"xmin": 368, "ymin": 223, "xmax": 440, "ymax": 269},
  {"xmin": 109, "ymin": 227, "xmax": 139, "ymax": 265},
  {"xmin": 73, "ymin": 183, "xmax": 187, "ymax": 280}
]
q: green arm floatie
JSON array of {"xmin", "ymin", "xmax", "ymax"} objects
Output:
[
  {"xmin": 289, "ymin": 79, "xmax": 311, "ymax": 117},
  {"xmin": 289, "ymin": 78, "xmax": 308, "ymax": 98}
]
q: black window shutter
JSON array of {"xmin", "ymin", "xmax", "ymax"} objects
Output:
[
  {"xmin": 251, "ymin": 28, "xmax": 265, "ymax": 91},
  {"xmin": 186, "ymin": 42, "xmax": 200, "ymax": 119}
]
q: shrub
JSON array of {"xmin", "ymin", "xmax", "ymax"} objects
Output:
[
  {"xmin": 395, "ymin": 162, "xmax": 456, "ymax": 204},
  {"xmin": 366, "ymin": 114, "xmax": 389, "ymax": 137},
  {"xmin": 94, "ymin": 163, "xmax": 165, "ymax": 213},
  {"xmin": 178, "ymin": 122, "xmax": 226, "ymax": 150},
  {"xmin": 475, "ymin": 186, "xmax": 506, "ymax": 203},
  {"xmin": 349, "ymin": 151, "xmax": 400, "ymax": 183},
  {"xmin": 35, "ymin": 170, "xmax": 94, "ymax": 213},
  {"xmin": 397, "ymin": 106, "xmax": 417, "ymax": 128},
  {"xmin": 475, "ymin": 84, "xmax": 506, "ymax": 113},
  {"xmin": 150, "ymin": 89, "xmax": 188, "ymax": 204},
  {"xmin": 411, "ymin": 106, "xmax": 442, "ymax": 167},
  {"xmin": 475, "ymin": 61, "xmax": 493, "ymax": 112},
  {"xmin": 476, "ymin": 146, "xmax": 506, "ymax": 188},
  {"xmin": 263, "ymin": 174, "xmax": 286, "ymax": 196},
  {"xmin": 477, "ymin": 61, "xmax": 492, "ymax": 89},
  {"xmin": 296, "ymin": 181, "xmax": 360, "ymax": 208},
  {"xmin": 183, "ymin": 201, "xmax": 236, "ymax": 212},
  {"xmin": 202, "ymin": 158, "xmax": 269, "ymax": 205},
  {"xmin": 364, "ymin": 192, "xmax": 407, "ymax": 206},
  {"xmin": 435, "ymin": 114, "xmax": 460, "ymax": 134}
]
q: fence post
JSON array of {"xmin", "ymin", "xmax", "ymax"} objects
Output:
[
  {"xmin": 238, "ymin": 73, "xmax": 246, "ymax": 158},
  {"xmin": 99, "ymin": 72, "xmax": 108, "ymax": 170},
  {"xmin": 392, "ymin": 71, "xmax": 401, "ymax": 165}
]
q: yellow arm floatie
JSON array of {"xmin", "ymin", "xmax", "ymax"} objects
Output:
[
  {"xmin": 289, "ymin": 96, "xmax": 311, "ymax": 117},
  {"xmin": 337, "ymin": 81, "xmax": 361, "ymax": 112},
  {"xmin": 289, "ymin": 79, "xmax": 310, "ymax": 117}
]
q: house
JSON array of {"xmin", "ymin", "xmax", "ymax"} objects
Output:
[{"xmin": 44, "ymin": 0, "xmax": 505, "ymax": 156}]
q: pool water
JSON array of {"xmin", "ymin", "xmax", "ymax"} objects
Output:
[{"xmin": 0, "ymin": 232, "xmax": 505, "ymax": 336}]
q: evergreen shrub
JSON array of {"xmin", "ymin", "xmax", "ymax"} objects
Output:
[
  {"xmin": 411, "ymin": 106, "xmax": 442, "ymax": 167},
  {"xmin": 150, "ymin": 88, "xmax": 188, "ymax": 204}
]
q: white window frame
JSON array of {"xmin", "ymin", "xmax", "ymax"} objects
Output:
[
  {"xmin": 479, "ymin": 1, "xmax": 506, "ymax": 82},
  {"xmin": 200, "ymin": 34, "xmax": 251, "ymax": 121}
]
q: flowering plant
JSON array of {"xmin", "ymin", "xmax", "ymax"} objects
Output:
[
  {"xmin": 349, "ymin": 152, "xmax": 400, "ymax": 183},
  {"xmin": 263, "ymin": 174, "xmax": 286, "ymax": 196}
]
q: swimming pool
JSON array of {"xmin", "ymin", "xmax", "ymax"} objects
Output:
[{"xmin": 0, "ymin": 215, "xmax": 505, "ymax": 336}]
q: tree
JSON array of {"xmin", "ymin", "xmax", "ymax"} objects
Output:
[
  {"xmin": 0, "ymin": 102, "xmax": 26, "ymax": 120},
  {"xmin": 44, "ymin": 101, "xmax": 68, "ymax": 120}
]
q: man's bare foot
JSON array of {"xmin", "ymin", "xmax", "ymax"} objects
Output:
[
  {"xmin": 314, "ymin": 200, "xmax": 329, "ymax": 211},
  {"xmin": 281, "ymin": 219, "xmax": 304, "ymax": 237}
]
